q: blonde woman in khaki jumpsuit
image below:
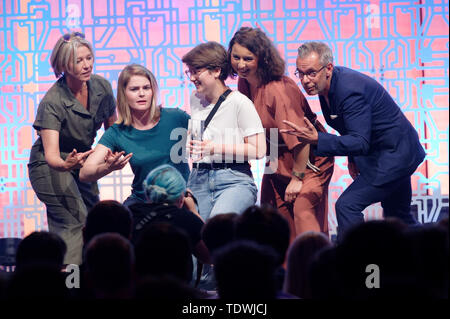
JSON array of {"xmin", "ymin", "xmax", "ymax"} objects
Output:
[{"xmin": 28, "ymin": 32, "xmax": 116, "ymax": 265}]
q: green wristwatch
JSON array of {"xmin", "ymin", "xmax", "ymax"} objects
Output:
[{"xmin": 292, "ymin": 170, "xmax": 305, "ymax": 180}]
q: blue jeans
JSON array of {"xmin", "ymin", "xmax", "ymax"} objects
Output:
[{"xmin": 187, "ymin": 168, "xmax": 258, "ymax": 221}]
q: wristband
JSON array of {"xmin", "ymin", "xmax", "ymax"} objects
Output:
[{"xmin": 292, "ymin": 170, "xmax": 305, "ymax": 180}]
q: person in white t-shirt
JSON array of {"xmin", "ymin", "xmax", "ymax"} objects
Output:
[{"xmin": 182, "ymin": 41, "xmax": 266, "ymax": 222}]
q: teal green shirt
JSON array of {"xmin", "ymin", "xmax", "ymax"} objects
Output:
[{"xmin": 99, "ymin": 107, "xmax": 190, "ymax": 201}]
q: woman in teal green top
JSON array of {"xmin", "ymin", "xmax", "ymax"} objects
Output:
[{"xmin": 80, "ymin": 64, "xmax": 190, "ymax": 206}]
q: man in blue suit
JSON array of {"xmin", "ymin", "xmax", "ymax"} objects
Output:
[{"xmin": 282, "ymin": 41, "xmax": 425, "ymax": 240}]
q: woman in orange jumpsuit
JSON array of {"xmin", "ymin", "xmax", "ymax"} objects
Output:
[{"xmin": 228, "ymin": 27, "xmax": 334, "ymax": 240}]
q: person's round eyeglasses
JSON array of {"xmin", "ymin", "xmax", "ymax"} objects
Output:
[
  {"xmin": 295, "ymin": 65, "xmax": 326, "ymax": 80},
  {"xmin": 185, "ymin": 68, "xmax": 208, "ymax": 79}
]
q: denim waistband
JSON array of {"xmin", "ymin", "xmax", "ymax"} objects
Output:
[
  {"xmin": 192, "ymin": 162, "xmax": 252, "ymax": 178},
  {"xmin": 193, "ymin": 162, "xmax": 250, "ymax": 170}
]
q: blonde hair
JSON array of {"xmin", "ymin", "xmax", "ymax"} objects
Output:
[
  {"xmin": 116, "ymin": 64, "xmax": 160, "ymax": 126},
  {"xmin": 50, "ymin": 32, "xmax": 94, "ymax": 78}
]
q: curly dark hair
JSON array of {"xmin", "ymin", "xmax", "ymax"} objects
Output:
[{"xmin": 228, "ymin": 27, "xmax": 286, "ymax": 85}]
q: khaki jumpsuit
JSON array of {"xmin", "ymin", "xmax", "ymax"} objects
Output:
[{"xmin": 28, "ymin": 74, "xmax": 116, "ymax": 265}]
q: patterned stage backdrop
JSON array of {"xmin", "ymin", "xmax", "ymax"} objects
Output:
[{"xmin": 0, "ymin": 0, "xmax": 448, "ymax": 238}]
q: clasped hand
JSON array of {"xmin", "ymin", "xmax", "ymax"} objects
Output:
[
  {"xmin": 285, "ymin": 178, "xmax": 303, "ymax": 202},
  {"xmin": 188, "ymin": 139, "xmax": 214, "ymax": 161}
]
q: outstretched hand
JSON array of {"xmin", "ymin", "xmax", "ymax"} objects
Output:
[
  {"xmin": 280, "ymin": 118, "xmax": 318, "ymax": 144},
  {"xmin": 64, "ymin": 149, "xmax": 94, "ymax": 170},
  {"xmin": 104, "ymin": 149, "xmax": 133, "ymax": 172}
]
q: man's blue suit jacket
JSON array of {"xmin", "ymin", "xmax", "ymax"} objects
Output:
[{"xmin": 316, "ymin": 66, "xmax": 425, "ymax": 186}]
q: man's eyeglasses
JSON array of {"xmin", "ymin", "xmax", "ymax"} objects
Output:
[
  {"xmin": 63, "ymin": 32, "xmax": 85, "ymax": 43},
  {"xmin": 185, "ymin": 68, "xmax": 208, "ymax": 79},
  {"xmin": 295, "ymin": 65, "xmax": 326, "ymax": 80}
]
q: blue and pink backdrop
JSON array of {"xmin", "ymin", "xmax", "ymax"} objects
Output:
[{"xmin": 1, "ymin": 0, "xmax": 448, "ymax": 238}]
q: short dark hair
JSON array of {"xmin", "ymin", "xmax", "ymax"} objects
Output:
[
  {"xmin": 182, "ymin": 41, "xmax": 230, "ymax": 81},
  {"xmin": 134, "ymin": 222, "xmax": 193, "ymax": 283},
  {"xmin": 202, "ymin": 213, "xmax": 238, "ymax": 254},
  {"xmin": 84, "ymin": 200, "xmax": 132, "ymax": 245},
  {"xmin": 235, "ymin": 205, "xmax": 290, "ymax": 266},
  {"xmin": 85, "ymin": 233, "xmax": 134, "ymax": 293},
  {"xmin": 15, "ymin": 231, "xmax": 66, "ymax": 270},
  {"xmin": 214, "ymin": 240, "xmax": 278, "ymax": 299}
]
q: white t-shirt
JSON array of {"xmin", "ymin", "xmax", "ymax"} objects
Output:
[{"xmin": 189, "ymin": 90, "xmax": 264, "ymax": 163}]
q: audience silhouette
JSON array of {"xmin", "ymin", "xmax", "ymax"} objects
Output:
[
  {"xmin": 202, "ymin": 213, "xmax": 238, "ymax": 255},
  {"xmin": 284, "ymin": 231, "xmax": 331, "ymax": 298},
  {"xmin": 84, "ymin": 232, "xmax": 135, "ymax": 299},
  {"xmin": 0, "ymin": 208, "xmax": 447, "ymax": 300},
  {"xmin": 15, "ymin": 231, "xmax": 66, "ymax": 271},
  {"xmin": 83, "ymin": 200, "xmax": 133, "ymax": 246},
  {"xmin": 214, "ymin": 240, "xmax": 278, "ymax": 299},
  {"xmin": 235, "ymin": 205, "xmax": 291, "ymax": 293},
  {"xmin": 134, "ymin": 222, "xmax": 193, "ymax": 284}
]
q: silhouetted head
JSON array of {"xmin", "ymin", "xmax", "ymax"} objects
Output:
[
  {"xmin": 235, "ymin": 205, "xmax": 290, "ymax": 265},
  {"xmin": 7, "ymin": 264, "xmax": 68, "ymax": 299},
  {"xmin": 214, "ymin": 240, "xmax": 278, "ymax": 299},
  {"xmin": 15, "ymin": 231, "xmax": 66, "ymax": 271},
  {"xmin": 84, "ymin": 200, "xmax": 133, "ymax": 246},
  {"xmin": 405, "ymin": 223, "xmax": 449, "ymax": 298},
  {"xmin": 202, "ymin": 213, "xmax": 238, "ymax": 254},
  {"xmin": 284, "ymin": 231, "xmax": 331, "ymax": 298},
  {"xmin": 84, "ymin": 232, "xmax": 135, "ymax": 298},
  {"xmin": 134, "ymin": 222, "xmax": 193, "ymax": 283},
  {"xmin": 337, "ymin": 220, "xmax": 416, "ymax": 299}
]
